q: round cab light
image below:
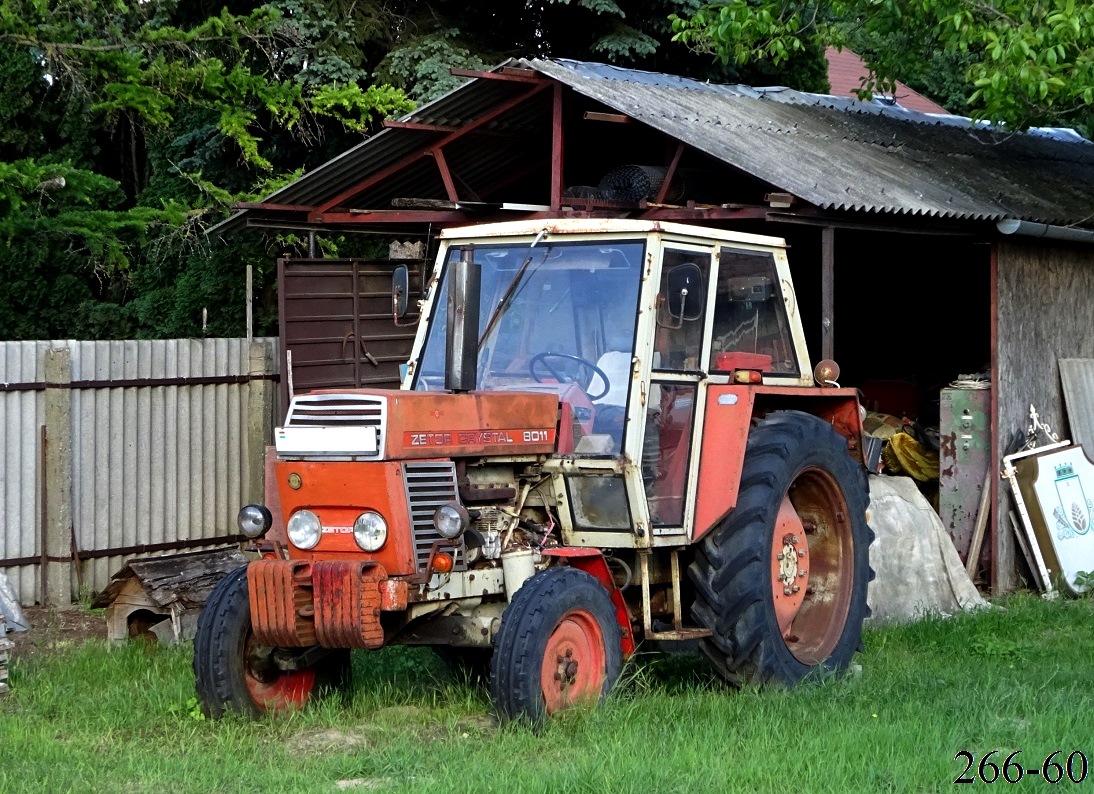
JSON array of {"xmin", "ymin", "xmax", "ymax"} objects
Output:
[
  {"xmin": 433, "ymin": 503, "xmax": 469, "ymax": 539},
  {"xmin": 287, "ymin": 509, "xmax": 322, "ymax": 549},
  {"xmin": 353, "ymin": 511, "xmax": 388, "ymax": 552},
  {"xmin": 237, "ymin": 504, "xmax": 272, "ymax": 538},
  {"xmin": 432, "ymin": 552, "xmax": 454, "ymax": 574}
]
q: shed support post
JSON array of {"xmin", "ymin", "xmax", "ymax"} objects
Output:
[
  {"xmin": 821, "ymin": 226, "xmax": 835, "ymax": 362},
  {"xmin": 550, "ymin": 83, "xmax": 563, "ymax": 211},
  {"xmin": 43, "ymin": 347, "xmax": 73, "ymax": 608},
  {"xmin": 989, "ymin": 242, "xmax": 1013, "ymax": 594}
]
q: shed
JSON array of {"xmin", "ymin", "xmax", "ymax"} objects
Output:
[{"xmin": 214, "ymin": 57, "xmax": 1094, "ymax": 594}]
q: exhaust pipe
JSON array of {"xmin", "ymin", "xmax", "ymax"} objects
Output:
[{"xmin": 445, "ymin": 246, "xmax": 481, "ymax": 392}]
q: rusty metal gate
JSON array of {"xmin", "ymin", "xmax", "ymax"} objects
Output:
[{"xmin": 278, "ymin": 257, "xmax": 425, "ymax": 410}]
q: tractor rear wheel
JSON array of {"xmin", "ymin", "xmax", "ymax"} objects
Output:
[
  {"xmin": 489, "ymin": 566, "xmax": 623, "ymax": 725},
  {"xmin": 690, "ymin": 410, "xmax": 874, "ymax": 686},
  {"xmin": 193, "ymin": 566, "xmax": 351, "ymax": 718}
]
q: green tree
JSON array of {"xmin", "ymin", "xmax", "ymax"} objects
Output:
[
  {"xmin": 671, "ymin": 0, "xmax": 1094, "ymax": 134},
  {"xmin": 0, "ymin": 1, "xmax": 412, "ymax": 340},
  {"xmin": 372, "ymin": 0, "xmax": 829, "ymax": 101}
]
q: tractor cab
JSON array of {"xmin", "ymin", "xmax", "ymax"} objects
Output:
[{"xmin": 404, "ymin": 219, "xmax": 812, "ymax": 543}]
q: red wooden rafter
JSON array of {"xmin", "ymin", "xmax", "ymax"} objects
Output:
[
  {"xmin": 654, "ymin": 142, "xmax": 686, "ymax": 204},
  {"xmin": 312, "ymin": 81, "xmax": 553, "ymax": 217},
  {"xmin": 433, "ymin": 149, "xmax": 459, "ymax": 202}
]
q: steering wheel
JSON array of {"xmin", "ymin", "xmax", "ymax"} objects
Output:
[{"xmin": 529, "ymin": 352, "xmax": 611, "ymax": 402}]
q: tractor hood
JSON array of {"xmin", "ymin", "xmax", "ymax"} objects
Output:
[{"xmin": 275, "ymin": 388, "xmax": 560, "ymax": 461}]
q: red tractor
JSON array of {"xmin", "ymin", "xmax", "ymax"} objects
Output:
[{"xmin": 193, "ymin": 218, "xmax": 874, "ymax": 724}]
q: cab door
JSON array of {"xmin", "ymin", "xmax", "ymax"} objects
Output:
[{"xmin": 638, "ymin": 244, "xmax": 715, "ymax": 541}]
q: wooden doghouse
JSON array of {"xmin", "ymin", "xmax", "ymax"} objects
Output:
[
  {"xmin": 93, "ymin": 547, "xmax": 248, "ymax": 644},
  {"xmin": 0, "ymin": 613, "xmax": 11, "ymax": 694}
]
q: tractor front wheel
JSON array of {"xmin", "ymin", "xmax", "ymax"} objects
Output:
[
  {"xmin": 489, "ymin": 566, "xmax": 623, "ymax": 725},
  {"xmin": 690, "ymin": 410, "xmax": 874, "ymax": 686},
  {"xmin": 193, "ymin": 566, "xmax": 350, "ymax": 718}
]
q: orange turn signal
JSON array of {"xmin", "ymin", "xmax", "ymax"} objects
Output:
[
  {"xmin": 432, "ymin": 552, "xmax": 454, "ymax": 574},
  {"xmin": 733, "ymin": 369, "xmax": 762, "ymax": 384}
]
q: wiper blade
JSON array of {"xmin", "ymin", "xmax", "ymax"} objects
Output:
[{"xmin": 476, "ymin": 230, "xmax": 548, "ymax": 351}]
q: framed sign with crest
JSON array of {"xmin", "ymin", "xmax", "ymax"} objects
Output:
[{"xmin": 1004, "ymin": 440, "xmax": 1094, "ymax": 595}]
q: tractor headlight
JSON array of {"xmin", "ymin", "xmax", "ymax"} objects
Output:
[
  {"xmin": 287, "ymin": 509, "xmax": 322, "ymax": 549},
  {"xmin": 353, "ymin": 511, "xmax": 388, "ymax": 552},
  {"xmin": 433, "ymin": 503, "xmax": 469, "ymax": 539},
  {"xmin": 237, "ymin": 504, "xmax": 272, "ymax": 538}
]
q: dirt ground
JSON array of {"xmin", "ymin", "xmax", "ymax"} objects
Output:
[{"xmin": 6, "ymin": 606, "xmax": 108, "ymax": 662}]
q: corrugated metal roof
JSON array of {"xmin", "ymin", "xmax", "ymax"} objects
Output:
[
  {"xmin": 210, "ymin": 71, "xmax": 550, "ymax": 234},
  {"xmin": 212, "ymin": 57, "xmax": 1094, "ymax": 236},
  {"xmin": 531, "ymin": 58, "xmax": 1094, "ymax": 227}
]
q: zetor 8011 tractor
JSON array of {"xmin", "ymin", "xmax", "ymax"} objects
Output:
[{"xmin": 193, "ymin": 218, "xmax": 875, "ymax": 725}]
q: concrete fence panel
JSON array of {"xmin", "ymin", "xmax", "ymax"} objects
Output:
[{"xmin": 0, "ymin": 338, "xmax": 278, "ymax": 605}]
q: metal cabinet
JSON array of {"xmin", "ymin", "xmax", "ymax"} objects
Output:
[{"xmin": 939, "ymin": 386, "xmax": 992, "ymax": 566}]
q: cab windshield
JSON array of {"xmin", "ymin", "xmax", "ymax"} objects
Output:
[{"xmin": 414, "ymin": 238, "xmax": 644, "ymax": 410}]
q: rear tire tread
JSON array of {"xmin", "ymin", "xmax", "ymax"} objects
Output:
[{"xmin": 689, "ymin": 410, "xmax": 874, "ymax": 687}]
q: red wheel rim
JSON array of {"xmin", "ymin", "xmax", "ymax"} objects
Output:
[
  {"xmin": 769, "ymin": 466, "xmax": 854, "ymax": 664},
  {"xmin": 540, "ymin": 609, "xmax": 607, "ymax": 715},
  {"xmin": 243, "ymin": 633, "xmax": 317, "ymax": 713}
]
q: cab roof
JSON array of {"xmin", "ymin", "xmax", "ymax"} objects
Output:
[{"xmin": 438, "ymin": 218, "xmax": 787, "ymax": 248}]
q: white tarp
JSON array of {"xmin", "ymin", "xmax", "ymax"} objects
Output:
[
  {"xmin": 0, "ymin": 573, "xmax": 30, "ymax": 632},
  {"xmin": 866, "ymin": 474, "xmax": 989, "ymax": 624}
]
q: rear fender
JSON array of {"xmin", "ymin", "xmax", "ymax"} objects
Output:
[{"xmin": 693, "ymin": 386, "xmax": 865, "ymax": 542}]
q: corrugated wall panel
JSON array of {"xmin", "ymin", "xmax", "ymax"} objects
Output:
[
  {"xmin": 0, "ymin": 342, "xmax": 49, "ymax": 604},
  {"xmin": 1, "ymin": 338, "xmax": 277, "ymax": 604}
]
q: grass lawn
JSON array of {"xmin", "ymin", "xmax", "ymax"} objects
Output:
[{"xmin": 2, "ymin": 592, "xmax": 1092, "ymax": 793}]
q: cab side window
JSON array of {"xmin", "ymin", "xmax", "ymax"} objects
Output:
[
  {"xmin": 654, "ymin": 249, "xmax": 710, "ymax": 371},
  {"xmin": 709, "ymin": 248, "xmax": 799, "ymax": 375}
]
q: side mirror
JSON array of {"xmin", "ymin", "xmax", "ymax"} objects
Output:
[
  {"xmin": 666, "ymin": 263, "xmax": 704, "ymax": 321},
  {"xmin": 392, "ymin": 264, "xmax": 409, "ymax": 319}
]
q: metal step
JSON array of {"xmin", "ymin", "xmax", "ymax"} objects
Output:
[{"xmin": 644, "ymin": 627, "xmax": 712, "ymax": 641}]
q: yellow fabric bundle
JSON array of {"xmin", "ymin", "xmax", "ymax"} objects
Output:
[{"xmin": 882, "ymin": 431, "xmax": 940, "ymax": 481}]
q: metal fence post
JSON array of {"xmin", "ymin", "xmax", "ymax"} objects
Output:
[{"xmin": 43, "ymin": 347, "xmax": 73, "ymax": 608}]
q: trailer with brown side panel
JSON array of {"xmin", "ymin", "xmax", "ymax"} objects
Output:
[{"xmin": 193, "ymin": 218, "xmax": 874, "ymax": 724}]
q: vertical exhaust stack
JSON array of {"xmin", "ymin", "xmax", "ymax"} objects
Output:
[{"xmin": 446, "ymin": 246, "xmax": 481, "ymax": 392}]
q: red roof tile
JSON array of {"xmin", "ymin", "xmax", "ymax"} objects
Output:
[{"xmin": 825, "ymin": 47, "xmax": 949, "ymax": 115}]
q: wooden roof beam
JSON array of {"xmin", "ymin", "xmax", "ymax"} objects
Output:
[
  {"xmin": 583, "ymin": 111, "xmax": 631, "ymax": 124},
  {"xmin": 309, "ymin": 210, "xmax": 479, "ymax": 224},
  {"xmin": 635, "ymin": 206, "xmax": 771, "ymax": 221},
  {"xmin": 231, "ymin": 202, "xmax": 313, "ymax": 213},
  {"xmin": 383, "ymin": 120, "xmax": 460, "ymax": 133},
  {"xmin": 450, "ymin": 67, "xmax": 545, "ymax": 83}
]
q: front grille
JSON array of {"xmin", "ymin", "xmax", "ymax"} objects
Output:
[
  {"xmin": 285, "ymin": 393, "xmax": 386, "ymax": 428},
  {"xmin": 402, "ymin": 460, "xmax": 465, "ymax": 573},
  {"xmin": 280, "ymin": 393, "xmax": 387, "ymax": 456}
]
